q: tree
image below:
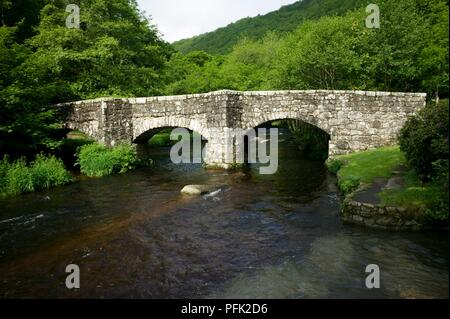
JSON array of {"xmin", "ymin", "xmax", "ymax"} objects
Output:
[
  {"xmin": 415, "ymin": 0, "xmax": 449, "ymax": 102},
  {"xmin": 0, "ymin": 0, "xmax": 173, "ymax": 157},
  {"xmin": 27, "ymin": 0, "xmax": 170, "ymax": 99},
  {"xmin": 274, "ymin": 11, "xmax": 367, "ymax": 90},
  {"xmin": 218, "ymin": 33, "xmax": 281, "ymax": 91}
]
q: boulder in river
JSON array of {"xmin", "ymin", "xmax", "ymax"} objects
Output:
[{"xmin": 181, "ymin": 185, "xmax": 214, "ymax": 196}]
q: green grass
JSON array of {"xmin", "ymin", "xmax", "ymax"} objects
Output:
[
  {"xmin": 380, "ymin": 171, "xmax": 448, "ymax": 221},
  {"xmin": 332, "ymin": 146, "xmax": 406, "ymax": 194},
  {"xmin": 329, "ymin": 146, "xmax": 448, "ymax": 222}
]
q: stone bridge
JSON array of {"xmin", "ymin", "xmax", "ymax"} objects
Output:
[{"xmin": 59, "ymin": 90, "xmax": 426, "ymax": 168}]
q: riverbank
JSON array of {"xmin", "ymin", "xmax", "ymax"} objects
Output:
[{"xmin": 328, "ymin": 146, "xmax": 449, "ymax": 230}]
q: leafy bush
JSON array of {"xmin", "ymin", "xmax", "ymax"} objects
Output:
[
  {"xmin": 76, "ymin": 142, "xmax": 141, "ymax": 177},
  {"xmin": 57, "ymin": 135, "xmax": 94, "ymax": 168},
  {"xmin": 326, "ymin": 159, "xmax": 343, "ymax": 175},
  {"xmin": 399, "ymin": 100, "xmax": 449, "ymax": 180},
  {"xmin": 31, "ymin": 154, "xmax": 73, "ymax": 190},
  {"xmin": 339, "ymin": 177, "xmax": 361, "ymax": 195},
  {"xmin": 0, "ymin": 156, "xmax": 10, "ymax": 191},
  {"xmin": 0, "ymin": 154, "xmax": 72, "ymax": 197},
  {"xmin": 425, "ymin": 195, "xmax": 449, "ymax": 223},
  {"xmin": 4, "ymin": 158, "xmax": 35, "ymax": 195},
  {"xmin": 431, "ymin": 159, "xmax": 449, "ymax": 189},
  {"xmin": 111, "ymin": 143, "xmax": 140, "ymax": 173}
]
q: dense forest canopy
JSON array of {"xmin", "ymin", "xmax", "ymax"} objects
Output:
[
  {"xmin": 173, "ymin": 0, "xmax": 369, "ymax": 54},
  {"xmin": 0, "ymin": 0, "xmax": 448, "ymax": 158}
]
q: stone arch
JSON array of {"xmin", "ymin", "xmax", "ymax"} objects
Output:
[
  {"xmin": 63, "ymin": 121, "xmax": 105, "ymax": 144},
  {"xmin": 243, "ymin": 112, "xmax": 331, "ymax": 135},
  {"xmin": 242, "ymin": 114, "xmax": 331, "ymax": 160},
  {"xmin": 132, "ymin": 117, "xmax": 210, "ymax": 144}
]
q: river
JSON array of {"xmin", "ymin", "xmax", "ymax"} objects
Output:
[{"xmin": 0, "ymin": 132, "xmax": 448, "ymax": 298}]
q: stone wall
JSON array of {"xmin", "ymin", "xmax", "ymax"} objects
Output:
[
  {"xmin": 341, "ymin": 197, "xmax": 425, "ymax": 230},
  {"xmin": 59, "ymin": 90, "xmax": 427, "ymax": 167}
]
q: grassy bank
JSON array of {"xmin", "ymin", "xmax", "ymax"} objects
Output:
[
  {"xmin": 328, "ymin": 146, "xmax": 449, "ymax": 222},
  {"xmin": 328, "ymin": 146, "xmax": 406, "ymax": 195}
]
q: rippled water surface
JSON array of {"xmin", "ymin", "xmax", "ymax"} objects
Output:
[{"xmin": 0, "ymin": 138, "xmax": 448, "ymax": 298}]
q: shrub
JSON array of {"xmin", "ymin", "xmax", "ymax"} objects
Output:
[
  {"xmin": 5, "ymin": 158, "xmax": 35, "ymax": 195},
  {"xmin": 57, "ymin": 136, "xmax": 94, "ymax": 168},
  {"xmin": 0, "ymin": 154, "xmax": 71, "ymax": 197},
  {"xmin": 31, "ymin": 154, "xmax": 73, "ymax": 190},
  {"xmin": 339, "ymin": 177, "xmax": 361, "ymax": 195},
  {"xmin": 76, "ymin": 142, "xmax": 140, "ymax": 177},
  {"xmin": 110, "ymin": 143, "xmax": 139, "ymax": 173},
  {"xmin": 425, "ymin": 195, "xmax": 449, "ymax": 222},
  {"xmin": 399, "ymin": 100, "xmax": 449, "ymax": 180},
  {"xmin": 431, "ymin": 159, "xmax": 449, "ymax": 190},
  {"xmin": 326, "ymin": 159, "xmax": 343, "ymax": 175},
  {"xmin": 0, "ymin": 155, "xmax": 10, "ymax": 191}
]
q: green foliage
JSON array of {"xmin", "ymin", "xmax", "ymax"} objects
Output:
[
  {"xmin": 326, "ymin": 159, "xmax": 343, "ymax": 175},
  {"xmin": 163, "ymin": 51, "xmax": 224, "ymax": 94},
  {"xmin": 0, "ymin": 0, "xmax": 172, "ymax": 158},
  {"xmin": 2, "ymin": 157, "xmax": 34, "ymax": 195},
  {"xmin": 432, "ymin": 159, "xmax": 449, "ymax": 190},
  {"xmin": 76, "ymin": 142, "xmax": 141, "ymax": 177},
  {"xmin": 173, "ymin": 0, "xmax": 368, "ymax": 54},
  {"xmin": 287, "ymin": 120, "xmax": 330, "ymax": 160},
  {"xmin": 148, "ymin": 132, "xmax": 173, "ymax": 147},
  {"xmin": 399, "ymin": 100, "xmax": 449, "ymax": 180},
  {"xmin": 334, "ymin": 146, "xmax": 406, "ymax": 194},
  {"xmin": 380, "ymin": 170, "xmax": 449, "ymax": 222},
  {"xmin": 339, "ymin": 177, "xmax": 362, "ymax": 195},
  {"xmin": 30, "ymin": 154, "xmax": 73, "ymax": 190},
  {"xmin": 414, "ymin": 0, "xmax": 449, "ymax": 100},
  {"xmin": 0, "ymin": 154, "xmax": 72, "ymax": 197},
  {"xmin": 27, "ymin": 0, "xmax": 170, "ymax": 99},
  {"xmin": 0, "ymin": 0, "xmax": 43, "ymax": 42},
  {"xmin": 168, "ymin": 0, "xmax": 448, "ymax": 99},
  {"xmin": 57, "ymin": 135, "xmax": 94, "ymax": 168},
  {"xmin": 330, "ymin": 146, "xmax": 449, "ymax": 222},
  {"xmin": 275, "ymin": 11, "xmax": 367, "ymax": 90},
  {"xmin": 148, "ymin": 130, "xmax": 198, "ymax": 147},
  {"xmin": 0, "ymin": 154, "xmax": 9, "ymax": 190}
]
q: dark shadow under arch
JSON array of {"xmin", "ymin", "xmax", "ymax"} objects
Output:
[
  {"xmin": 245, "ymin": 118, "xmax": 331, "ymax": 162},
  {"xmin": 133, "ymin": 126, "xmax": 208, "ymax": 145}
]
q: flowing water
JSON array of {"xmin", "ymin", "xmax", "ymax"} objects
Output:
[{"xmin": 0, "ymin": 134, "xmax": 448, "ymax": 299}]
